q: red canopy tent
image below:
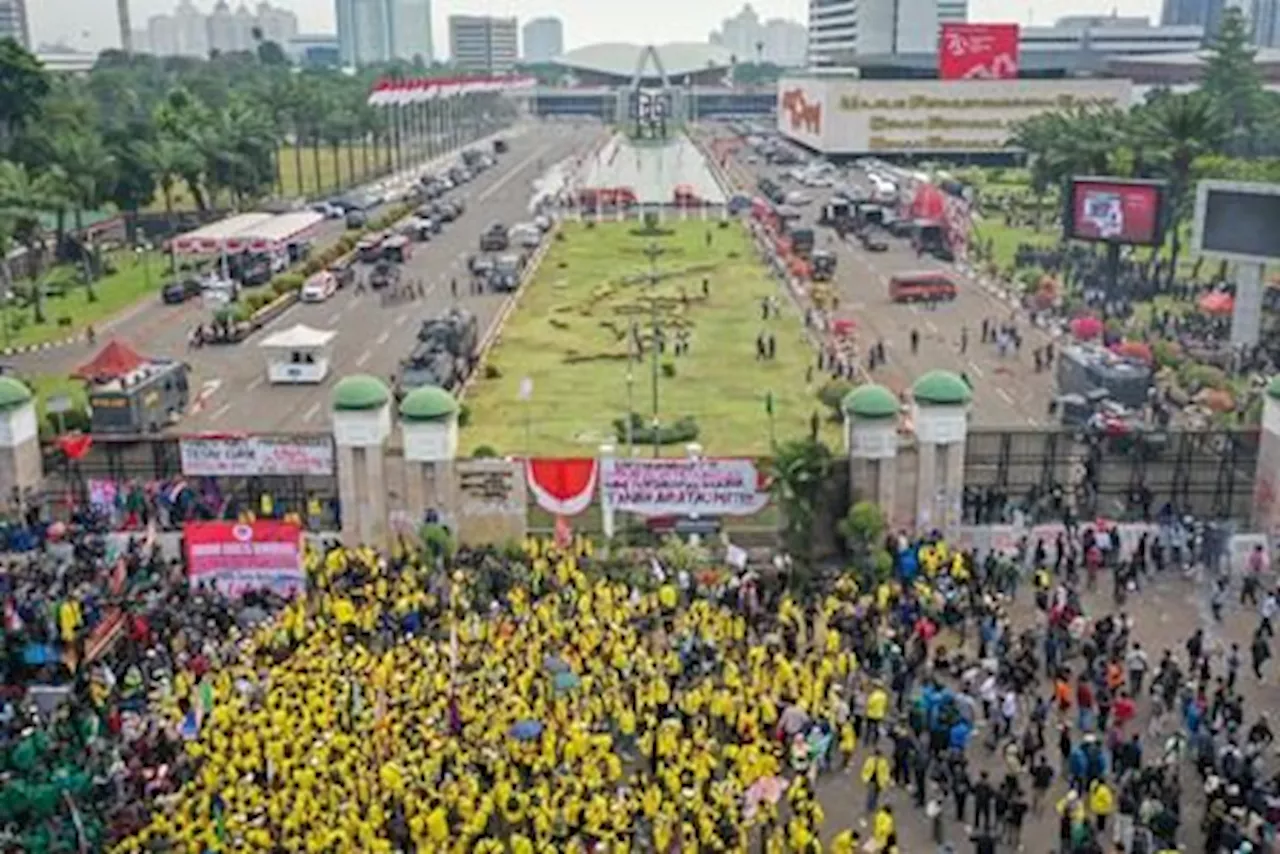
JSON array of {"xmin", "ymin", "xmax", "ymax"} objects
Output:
[
  {"xmin": 73, "ymin": 340, "xmax": 146, "ymax": 381},
  {"xmin": 909, "ymin": 184, "xmax": 947, "ymax": 221}
]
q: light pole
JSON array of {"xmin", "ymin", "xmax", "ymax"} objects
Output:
[
  {"xmin": 641, "ymin": 242, "xmax": 666, "ymax": 457},
  {"xmin": 625, "ymin": 367, "xmax": 634, "ymax": 457}
]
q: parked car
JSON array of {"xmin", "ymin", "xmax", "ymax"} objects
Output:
[
  {"xmin": 510, "ymin": 224, "xmax": 541, "ymax": 249},
  {"xmin": 311, "ymin": 201, "xmax": 343, "ymax": 219},
  {"xmin": 479, "ymin": 224, "xmax": 509, "ymax": 252},
  {"xmin": 161, "ymin": 277, "xmax": 202, "ymax": 304},
  {"xmin": 329, "ymin": 258, "xmax": 357, "ymax": 289},
  {"xmin": 300, "ymin": 271, "xmax": 338, "ymax": 302}
]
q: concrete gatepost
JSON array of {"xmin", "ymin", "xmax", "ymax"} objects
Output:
[
  {"xmin": 599, "ymin": 443, "xmax": 616, "ymax": 540},
  {"xmin": 910, "ymin": 371, "xmax": 973, "ymax": 534},
  {"xmin": 399, "ymin": 385, "xmax": 460, "ymax": 530},
  {"xmin": 841, "ymin": 383, "xmax": 901, "ymax": 519},
  {"xmin": 331, "ymin": 374, "xmax": 393, "ymax": 547},
  {"xmin": 0, "ymin": 378, "xmax": 42, "ymax": 505},
  {"xmin": 1252, "ymin": 377, "xmax": 1280, "ymax": 534}
]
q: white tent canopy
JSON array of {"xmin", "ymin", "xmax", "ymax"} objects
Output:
[
  {"xmin": 260, "ymin": 324, "xmax": 336, "ymax": 384},
  {"xmin": 260, "ymin": 324, "xmax": 336, "ymax": 350},
  {"xmin": 171, "ymin": 213, "xmax": 275, "ymax": 255}
]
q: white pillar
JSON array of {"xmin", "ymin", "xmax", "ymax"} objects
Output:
[
  {"xmin": 1253, "ymin": 380, "xmax": 1280, "ymax": 534},
  {"xmin": 0, "ymin": 380, "xmax": 42, "ymax": 505},
  {"xmin": 910, "ymin": 371, "xmax": 972, "ymax": 536},
  {"xmin": 400, "ymin": 386, "xmax": 460, "ymax": 531},
  {"xmin": 843, "ymin": 385, "xmax": 900, "ymax": 521},
  {"xmin": 599, "ymin": 442, "xmax": 616, "ymax": 540},
  {"xmin": 1232, "ymin": 262, "xmax": 1265, "ymax": 348},
  {"xmin": 331, "ymin": 375, "xmax": 393, "ymax": 547}
]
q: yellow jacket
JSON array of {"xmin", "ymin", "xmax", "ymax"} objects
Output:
[
  {"xmin": 873, "ymin": 808, "xmax": 895, "ymax": 844},
  {"xmin": 1089, "ymin": 782, "xmax": 1115, "ymax": 816},
  {"xmin": 861, "ymin": 755, "xmax": 891, "ymax": 789}
]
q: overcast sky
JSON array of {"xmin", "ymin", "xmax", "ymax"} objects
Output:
[{"xmin": 31, "ymin": 0, "xmax": 1165, "ymax": 53}]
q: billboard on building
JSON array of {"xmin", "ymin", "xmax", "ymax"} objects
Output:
[
  {"xmin": 777, "ymin": 81, "xmax": 825, "ymax": 148},
  {"xmin": 938, "ymin": 23, "xmax": 1020, "ymax": 80},
  {"xmin": 1065, "ymin": 177, "xmax": 1166, "ymax": 247},
  {"xmin": 1191, "ymin": 180, "xmax": 1280, "ymax": 264},
  {"xmin": 775, "ymin": 78, "xmax": 1132, "ymax": 156}
]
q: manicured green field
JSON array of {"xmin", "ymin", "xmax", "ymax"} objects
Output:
[
  {"xmin": 462, "ymin": 220, "xmax": 839, "ymax": 456},
  {"xmin": 0, "ymin": 250, "xmax": 166, "ymax": 351}
]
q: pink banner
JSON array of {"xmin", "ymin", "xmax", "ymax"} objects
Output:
[
  {"xmin": 184, "ymin": 521, "xmax": 304, "ymax": 598},
  {"xmin": 600, "ymin": 458, "xmax": 769, "ymax": 517}
]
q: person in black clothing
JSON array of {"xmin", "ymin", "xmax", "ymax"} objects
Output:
[
  {"xmin": 972, "ymin": 770, "xmax": 995, "ymax": 832},
  {"xmin": 1029, "ymin": 752, "xmax": 1049, "ymax": 814},
  {"xmin": 952, "ymin": 766, "xmax": 971, "ymax": 822},
  {"xmin": 969, "ymin": 828, "xmax": 998, "ymax": 854}
]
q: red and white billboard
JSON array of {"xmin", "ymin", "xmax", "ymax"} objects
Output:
[
  {"xmin": 1067, "ymin": 178, "xmax": 1166, "ymax": 247},
  {"xmin": 938, "ymin": 24, "xmax": 1020, "ymax": 80},
  {"xmin": 185, "ymin": 521, "xmax": 305, "ymax": 598}
]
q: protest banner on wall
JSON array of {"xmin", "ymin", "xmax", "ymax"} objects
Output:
[
  {"xmin": 600, "ymin": 458, "xmax": 769, "ymax": 517},
  {"xmin": 184, "ymin": 521, "xmax": 304, "ymax": 598},
  {"xmin": 179, "ymin": 436, "xmax": 334, "ymax": 477}
]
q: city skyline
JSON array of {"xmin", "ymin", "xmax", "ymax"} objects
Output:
[{"xmin": 31, "ymin": 0, "xmax": 1166, "ymax": 53}]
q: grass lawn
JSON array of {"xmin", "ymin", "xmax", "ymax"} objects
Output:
[
  {"xmin": 144, "ymin": 143, "xmax": 396, "ymax": 212},
  {"xmin": 462, "ymin": 220, "xmax": 837, "ymax": 456},
  {"xmin": 24, "ymin": 374, "xmax": 88, "ymax": 432},
  {"xmin": 971, "ymin": 218, "xmax": 1057, "ymax": 269},
  {"xmin": 1, "ymin": 251, "xmax": 166, "ymax": 350}
]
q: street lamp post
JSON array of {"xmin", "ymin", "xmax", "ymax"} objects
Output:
[{"xmin": 641, "ymin": 242, "xmax": 666, "ymax": 458}]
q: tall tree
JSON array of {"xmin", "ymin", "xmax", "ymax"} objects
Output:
[
  {"xmin": 1202, "ymin": 7, "xmax": 1265, "ymax": 155},
  {"xmin": 1132, "ymin": 90, "xmax": 1228, "ymax": 277},
  {"xmin": 0, "ymin": 39, "xmax": 51, "ymax": 151}
]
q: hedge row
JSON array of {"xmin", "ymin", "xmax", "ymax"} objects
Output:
[{"xmin": 262, "ymin": 202, "xmax": 416, "ymax": 298}]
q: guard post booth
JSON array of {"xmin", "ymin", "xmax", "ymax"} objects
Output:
[{"xmin": 260, "ymin": 324, "xmax": 336, "ymax": 384}]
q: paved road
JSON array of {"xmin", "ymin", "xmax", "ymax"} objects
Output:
[
  {"xmin": 14, "ymin": 123, "xmax": 602, "ymax": 434},
  {"xmin": 707, "ymin": 127, "xmax": 1055, "ymax": 429}
]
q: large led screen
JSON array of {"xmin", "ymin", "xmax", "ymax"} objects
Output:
[
  {"xmin": 1066, "ymin": 178, "xmax": 1165, "ymax": 247},
  {"xmin": 1197, "ymin": 186, "xmax": 1280, "ymax": 262}
]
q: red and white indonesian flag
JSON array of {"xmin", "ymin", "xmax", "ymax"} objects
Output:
[
  {"xmin": 526, "ymin": 458, "xmax": 598, "ymax": 517},
  {"xmin": 367, "ymin": 79, "xmax": 393, "ymax": 106}
]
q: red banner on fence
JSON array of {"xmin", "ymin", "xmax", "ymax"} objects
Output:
[
  {"xmin": 938, "ymin": 23, "xmax": 1020, "ymax": 80},
  {"xmin": 184, "ymin": 521, "xmax": 304, "ymax": 598}
]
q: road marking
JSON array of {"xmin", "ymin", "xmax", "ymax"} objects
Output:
[
  {"xmin": 997, "ymin": 388, "xmax": 1014, "ymax": 405},
  {"xmin": 395, "ymin": 314, "xmax": 409, "ymax": 327},
  {"xmin": 356, "ymin": 348, "xmax": 372, "ymax": 367},
  {"xmin": 477, "ymin": 143, "xmax": 552, "ymax": 203},
  {"xmin": 1027, "ymin": 417, "xmax": 1040, "ymax": 426},
  {"xmin": 210, "ymin": 402, "xmax": 233, "ymax": 420},
  {"xmin": 326, "ymin": 310, "xmax": 341, "ymax": 325},
  {"xmin": 302, "ymin": 401, "xmax": 321, "ymax": 422},
  {"xmin": 967, "ymin": 362, "xmax": 984, "ymax": 379},
  {"xmin": 925, "ymin": 321, "xmax": 937, "ymax": 334},
  {"xmin": 247, "ymin": 376, "xmax": 263, "ymax": 392},
  {"xmin": 375, "ymin": 330, "xmax": 390, "ymax": 345}
]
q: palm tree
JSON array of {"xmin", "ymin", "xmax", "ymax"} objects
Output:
[
  {"xmin": 1131, "ymin": 91, "xmax": 1228, "ymax": 277},
  {"xmin": 0, "ymin": 161, "xmax": 66, "ymax": 324},
  {"xmin": 142, "ymin": 134, "xmax": 199, "ymax": 237},
  {"xmin": 768, "ymin": 437, "xmax": 834, "ymax": 576}
]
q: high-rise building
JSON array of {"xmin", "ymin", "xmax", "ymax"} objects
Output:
[
  {"xmin": 937, "ymin": 0, "xmax": 968, "ymax": 23},
  {"xmin": 522, "ymin": 17, "xmax": 564, "ymax": 62},
  {"xmin": 336, "ymin": 0, "xmax": 433, "ymax": 66},
  {"xmin": 762, "ymin": 19, "xmax": 808, "ymax": 66},
  {"xmin": 118, "ymin": 0, "xmax": 134, "ymax": 52},
  {"xmin": 1161, "ymin": 0, "xmax": 1225, "ymax": 36},
  {"xmin": 389, "ymin": 0, "xmax": 434, "ymax": 65},
  {"xmin": 0, "ymin": 0, "xmax": 30, "ymax": 48},
  {"xmin": 255, "ymin": 1, "xmax": 299, "ymax": 47},
  {"xmin": 207, "ymin": 0, "xmax": 237, "ymax": 52},
  {"xmin": 449, "ymin": 15, "xmax": 518, "ymax": 74},
  {"xmin": 147, "ymin": 13, "xmax": 179, "ymax": 55},
  {"xmin": 174, "ymin": 0, "xmax": 210, "ymax": 57},
  {"xmin": 710, "ymin": 4, "xmax": 807, "ymax": 66},
  {"xmin": 807, "ymin": 0, "xmax": 938, "ymax": 66},
  {"xmin": 1252, "ymin": 0, "xmax": 1280, "ymax": 46}
]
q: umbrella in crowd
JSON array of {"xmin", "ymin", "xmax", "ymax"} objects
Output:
[
  {"xmin": 1069, "ymin": 314, "xmax": 1103, "ymax": 340},
  {"xmin": 1198, "ymin": 290, "xmax": 1235, "ymax": 316}
]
